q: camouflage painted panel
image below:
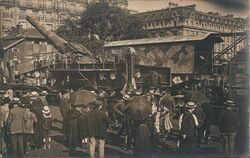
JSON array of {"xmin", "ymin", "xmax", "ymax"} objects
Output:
[{"xmin": 105, "ymin": 43, "xmax": 194, "ymax": 73}]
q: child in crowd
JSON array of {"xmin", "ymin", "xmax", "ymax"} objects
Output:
[
  {"xmin": 163, "ymin": 107, "xmax": 173, "ymax": 138},
  {"xmin": 42, "ymin": 106, "xmax": 52, "ymax": 150}
]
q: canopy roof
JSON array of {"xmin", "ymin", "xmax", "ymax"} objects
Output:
[{"xmin": 104, "ymin": 33, "xmax": 223, "ymax": 48}]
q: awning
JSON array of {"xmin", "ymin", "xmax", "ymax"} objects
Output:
[{"xmin": 104, "ymin": 33, "xmax": 223, "ymax": 48}]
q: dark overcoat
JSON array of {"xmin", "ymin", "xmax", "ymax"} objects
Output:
[{"xmin": 64, "ymin": 109, "xmax": 81, "ymax": 147}]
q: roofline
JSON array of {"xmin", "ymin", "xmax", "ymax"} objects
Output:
[
  {"xmin": 3, "ymin": 38, "xmax": 25, "ymax": 51},
  {"xmin": 104, "ymin": 33, "xmax": 223, "ymax": 48},
  {"xmin": 134, "ymin": 5, "xmax": 195, "ymax": 15}
]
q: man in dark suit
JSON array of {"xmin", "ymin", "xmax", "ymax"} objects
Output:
[
  {"xmin": 178, "ymin": 102, "xmax": 199, "ymax": 155},
  {"xmin": 194, "ymin": 103, "xmax": 206, "ymax": 151},
  {"xmin": 86, "ymin": 100, "xmax": 110, "ymax": 158},
  {"xmin": 219, "ymin": 100, "xmax": 239, "ymax": 157}
]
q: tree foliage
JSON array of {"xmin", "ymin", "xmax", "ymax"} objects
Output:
[{"xmin": 56, "ymin": 1, "xmax": 147, "ymax": 52}]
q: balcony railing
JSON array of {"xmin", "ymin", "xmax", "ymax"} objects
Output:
[{"xmin": 49, "ymin": 59, "xmax": 116, "ymax": 72}]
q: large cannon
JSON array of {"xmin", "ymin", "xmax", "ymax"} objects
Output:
[{"xmin": 26, "ymin": 16, "xmax": 97, "ymax": 62}]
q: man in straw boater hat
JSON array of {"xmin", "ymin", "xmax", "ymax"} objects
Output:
[
  {"xmin": 178, "ymin": 102, "xmax": 199, "ymax": 155},
  {"xmin": 173, "ymin": 93, "xmax": 185, "ymax": 119},
  {"xmin": 219, "ymin": 100, "xmax": 238, "ymax": 157},
  {"xmin": 113, "ymin": 94, "xmax": 130, "ymax": 128},
  {"xmin": 29, "ymin": 91, "xmax": 44, "ymax": 149},
  {"xmin": 7, "ymin": 97, "xmax": 25, "ymax": 157},
  {"xmin": 39, "ymin": 91, "xmax": 49, "ymax": 107}
]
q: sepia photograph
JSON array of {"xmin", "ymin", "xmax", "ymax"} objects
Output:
[{"xmin": 0, "ymin": 0, "xmax": 249, "ymax": 157}]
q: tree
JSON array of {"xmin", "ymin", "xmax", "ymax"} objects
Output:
[
  {"xmin": 56, "ymin": 18, "xmax": 82, "ymax": 43},
  {"xmin": 56, "ymin": 1, "xmax": 147, "ymax": 52}
]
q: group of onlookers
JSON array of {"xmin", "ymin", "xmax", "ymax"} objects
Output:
[
  {"xmin": 0, "ymin": 89, "xmax": 52, "ymax": 157},
  {"xmin": 0, "ymin": 86, "xmax": 239, "ymax": 158},
  {"xmin": 110, "ymin": 87, "xmax": 239, "ymax": 157},
  {"xmin": 59, "ymin": 89, "xmax": 110, "ymax": 158}
]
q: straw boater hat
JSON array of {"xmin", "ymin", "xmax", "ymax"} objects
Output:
[
  {"xmin": 42, "ymin": 106, "xmax": 52, "ymax": 118},
  {"xmin": 185, "ymin": 102, "xmax": 197, "ymax": 109},
  {"xmin": 41, "ymin": 90, "xmax": 48, "ymax": 96},
  {"xmin": 3, "ymin": 93, "xmax": 10, "ymax": 98},
  {"xmin": 154, "ymin": 88, "xmax": 162, "ymax": 96},
  {"xmin": 30, "ymin": 91, "xmax": 38, "ymax": 99},
  {"xmin": 149, "ymin": 87, "xmax": 155, "ymax": 95},
  {"xmin": 12, "ymin": 97, "xmax": 20, "ymax": 104},
  {"xmin": 135, "ymin": 88, "xmax": 142, "ymax": 95},
  {"xmin": 175, "ymin": 94, "xmax": 184, "ymax": 99},
  {"xmin": 225, "ymin": 100, "xmax": 235, "ymax": 107},
  {"xmin": 123, "ymin": 94, "xmax": 130, "ymax": 100}
]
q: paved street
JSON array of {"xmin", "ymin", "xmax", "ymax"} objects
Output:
[{"xmin": 21, "ymin": 106, "xmax": 225, "ymax": 158}]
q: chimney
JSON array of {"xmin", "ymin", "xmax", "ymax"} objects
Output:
[
  {"xmin": 16, "ymin": 24, "xmax": 22, "ymax": 33},
  {"xmin": 169, "ymin": 2, "xmax": 178, "ymax": 11}
]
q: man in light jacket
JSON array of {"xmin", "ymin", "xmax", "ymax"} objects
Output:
[{"xmin": 7, "ymin": 97, "xmax": 25, "ymax": 157}]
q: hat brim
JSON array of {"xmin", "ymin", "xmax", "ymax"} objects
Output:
[
  {"xmin": 185, "ymin": 105, "xmax": 196, "ymax": 109},
  {"xmin": 154, "ymin": 93, "xmax": 162, "ymax": 96},
  {"xmin": 43, "ymin": 113, "xmax": 52, "ymax": 118},
  {"xmin": 42, "ymin": 110, "xmax": 51, "ymax": 114}
]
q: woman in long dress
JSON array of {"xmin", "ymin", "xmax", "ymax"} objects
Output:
[
  {"xmin": 133, "ymin": 117, "xmax": 151, "ymax": 158},
  {"xmin": 64, "ymin": 106, "xmax": 81, "ymax": 149}
]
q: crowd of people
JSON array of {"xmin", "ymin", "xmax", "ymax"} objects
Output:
[
  {"xmin": 0, "ymin": 86, "xmax": 239, "ymax": 158},
  {"xmin": 0, "ymin": 90, "xmax": 52, "ymax": 157},
  {"xmin": 59, "ymin": 86, "xmax": 239, "ymax": 158}
]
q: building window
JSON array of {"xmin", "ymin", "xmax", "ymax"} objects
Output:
[
  {"xmin": 47, "ymin": 0, "xmax": 52, "ymax": 8},
  {"xmin": 160, "ymin": 21, "xmax": 164, "ymax": 27},
  {"xmin": 160, "ymin": 32, "xmax": 164, "ymax": 37},
  {"xmin": 173, "ymin": 21, "xmax": 177, "ymax": 26},
  {"xmin": 46, "ymin": 24, "xmax": 53, "ymax": 30},
  {"xmin": 152, "ymin": 32, "xmax": 156, "ymax": 37},
  {"xmin": 191, "ymin": 21, "xmax": 193, "ymax": 26},
  {"xmin": 222, "ymin": 44, "xmax": 225, "ymax": 50},
  {"xmin": 172, "ymin": 30, "xmax": 178, "ymax": 36},
  {"xmin": 70, "ymin": 3, "xmax": 76, "ymax": 12},
  {"xmin": 3, "ymin": 20, "xmax": 12, "ymax": 29},
  {"xmin": 156, "ymin": 21, "xmax": 159, "ymax": 26}
]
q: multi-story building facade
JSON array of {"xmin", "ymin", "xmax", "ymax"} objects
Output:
[
  {"xmin": 134, "ymin": 3, "xmax": 248, "ymax": 60},
  {"xmin": 0, "ymin": 0, "xmax": 99, "ymax": 34}
]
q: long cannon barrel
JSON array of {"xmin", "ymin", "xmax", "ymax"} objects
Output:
[{"xmin": 26, "ymin": 16, "xmax": 68, "ymax": 54}]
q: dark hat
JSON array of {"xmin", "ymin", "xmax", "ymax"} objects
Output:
[
  {"xmin": 185, "ymin": 102, "xmax": 196, "ymax": 109},
  {"xmin": 2, "ymin": 97, "xmax": 10, "ymax": 104},
  {"xmin": 25, "ymin": 103, "xmax": 31, "ymax": 109},
  {"xmin": 93, "ymin": 100, "xmax": 103, "ymax": 109},
  {"xmin": 225, "ymin": 100, "xmax": 235, "ymax": 107}
]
